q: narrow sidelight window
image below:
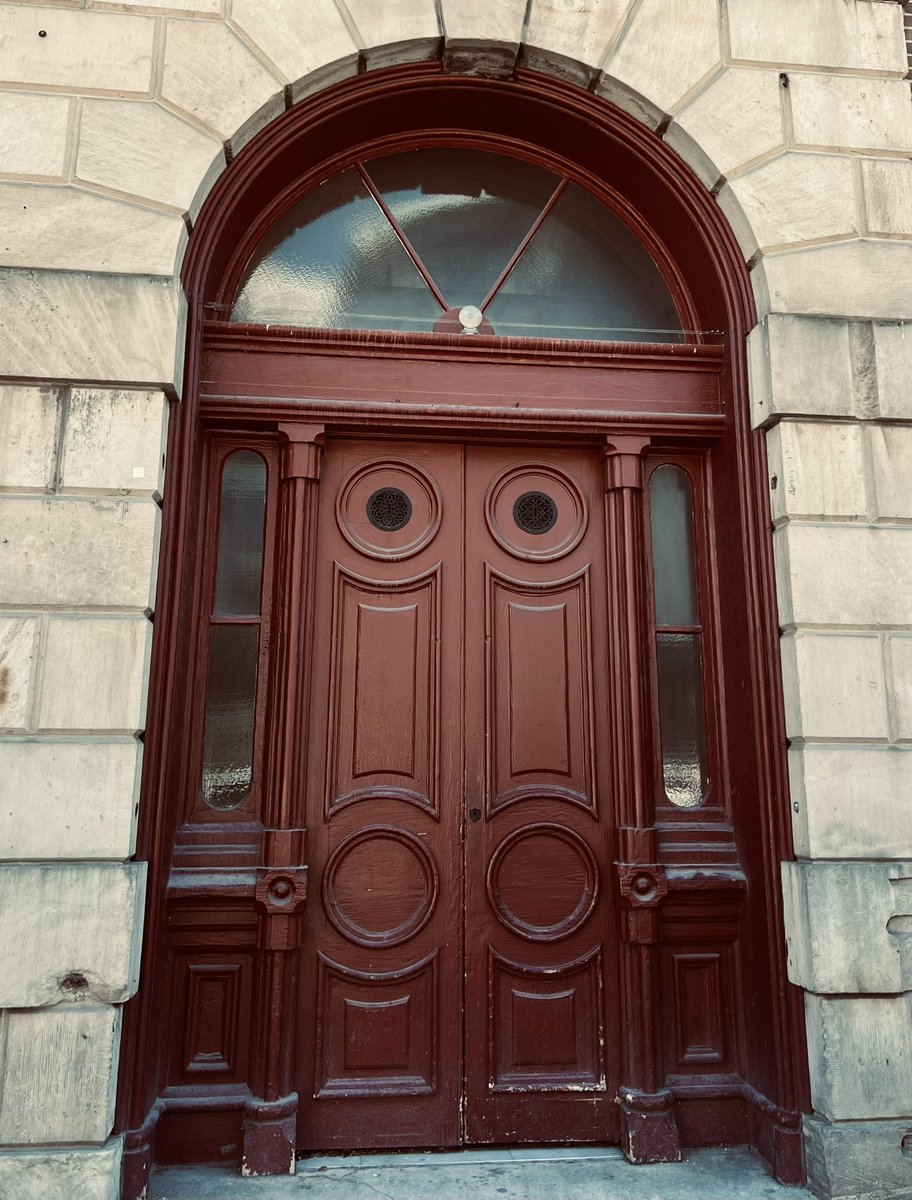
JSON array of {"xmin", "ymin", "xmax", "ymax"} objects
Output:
[
  {"xmin": 201, "ymin": 450, "xmax": 267, "ymax": 809},
  {"xmin": 649, "ymin": 465, "xmax": 708, "ymax": 808}
]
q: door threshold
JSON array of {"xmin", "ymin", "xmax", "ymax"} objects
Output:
[{"xmin": 151, "ymin": 1146, "xmax": 812, "ymax": 1198}]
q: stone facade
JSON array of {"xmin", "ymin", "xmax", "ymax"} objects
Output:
[{"xmin": 0, "ymin": 2, "xmax": 910, "ymax": 1198}]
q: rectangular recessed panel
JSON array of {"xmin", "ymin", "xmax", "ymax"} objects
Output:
[
  {"xmin": 489, "ymin": 573, "xmax": 595, "ymax": 810},
  {"xmin": 491, "ymin": 951, "xmax": 604, "ymax": 1091},
  {"xmin": 316, "ymin": 954, "xmax": 436, "ymax": 1098},
  {"xmin": 167, "ymin": 951, "xmax": 253, "ymax": 1088},
  {"xmin": 328, "ymin": 569, "xmax": 439, "ymax": 812},
  {"xmin": 673, "ymin": 952, "xmax": 725, "ymax": 1066}
]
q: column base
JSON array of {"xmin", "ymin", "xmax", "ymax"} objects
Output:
[
  {"xmin": 804, "ymin": 1113, "xmax": 912, "ymax": 1200},
  {"xmin": 241, "ymin": 1093, "xmax": 298, "ymax": 1177},
  {"xmin": 619, "ymin": 1086, "xmax": 681, "ymax": 1164}
]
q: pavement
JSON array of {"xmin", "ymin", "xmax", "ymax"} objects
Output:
[{"xmin": 151, "ymin": 1145, "xmax": 816, "ymax": 1199}]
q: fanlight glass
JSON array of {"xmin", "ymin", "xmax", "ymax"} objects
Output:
[{"xmin": 231, "ymin": 148, "xmax": 684, "ymax": 343}]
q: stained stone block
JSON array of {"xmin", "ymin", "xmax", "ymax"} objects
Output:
[
  {"xmin": 774, "ymin": 523, "xmax": 912, "ymax": 628},
  {"xmin": 0, "ymin": 1006, "xmax": 120, "ymax": 1144},
  {"xmin": 868, "ymin": 425, "xmax": 912, "ymax": 521},
  {"xmin": 61, "ymin": 388, "xmax": 167, "ymax": 496},
  {"xmin": 805, "ymin": 994, "xmax": 912, "ymax": 1121},
  {"xmin": 804, "ymin": 1114, "xmax": 912, "ymax": 1200},
  {"xmin": 0, "ymin": 496, "xmax": 158, "ymax": 610},
  {"xmin": 0, "ymin": 270, "xmax": 181, "ymax": 391},
  {"xmin": 782, "ymin": 861, "xmax": 912, "ymax": 995},
  {"xmin": 729, "ymin": 154, "xmax": 857, "ymax": 249},
  {"xmin": 345, "ymin": 0, "xmax": 440, "ymax": 51},
  {"xmin": 0, "ymin": 183, "xmax": 184, "ymax": 276},
  {"xmin": 728, "ymin": 0, "xmax": 905, "ymax": 74},
  {"xmin": 887, "ymin": 637, "xmax": 912, "ymax": 741},
  {"xmin": 0, "ymin": 739, "xmax": 141, "ymax": 860},
  {"xmin": 526, "ymin": 0, "xmax": 631, "ymax": 69},
  {"xmin": 441, "ymin": 0, "xmax": 526, "ymax": 50},
  {"xmin": 230, "ymin": 0, "xmax": 355, "ymax": 86},
  {"xmin": 0, "ymin": 862, "xmax": 146, "ymax": 1008},
  {"xmin": 766, "ymin": 421, "xmax": 866, "ymax": 522},
  {"xmin": 873, "ymin": 321, "xmax": 912, "ymax": 420},
  {"xmin": 0, "ymin": 6, "xmax": 155, "ymax": 92},
  {"xmin": 0, "ymin": 91, "xmax": 71, "ymax": 178},
  {"xmin": 789, "ymin": 744, "xmax": 912, "ymax": 861},
  {"xmin": 161, "ymin": 20, "xmax": 282, "ymax": 139},
  {"xmin": 862, "ymin": 159, "xmax": 912, "ymax": 239},
  {"xmin": 0, "ymin": 1141, "xmax": 121, "ymax": 1200},
  {"xmin": 748, "ymin": 315, "xmax": 855, "ymax": 426},
  {"xmin": 0, "ymin": 616, "xmax": 40, "ymax": 731},
  {"xmin": 666, "ymin": 68, "xmax": 784, "ymax": 184},
  {"xmin": 764, "ymin": 241, "xmax": 912, "ymax": 322},
  {"xmin": 37, "ymin": 615, "xmax": 151, "ymax": 733},
  {"xmin": 780, "ymin": 632, "xmax": 886, "ymax": 741},
  {"xmin": 76, "ymin": 100, "xmax": 223, "ymax": 213},
  {"xmin": 605, "ymin": 0, "xmax": 721, "ymax": 114},
  {"xmin": 0, "ymin": 384, "xmax": 58, "ymax": 491},
  {"xmin": 789, "ymin": 74, "xmax": 912, "ymax": 154}
]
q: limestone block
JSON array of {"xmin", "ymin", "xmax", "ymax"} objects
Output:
[
  {"xmin": 729, "ymin": 154, "xmax": 857, "ymax": 250},
  {"xmin": 0, "ymin": 862, "xmax": 146, "ymax": 1007},
  {"xmin": 525, "ymin": 0, "xmax": 631, "ymax": 70},
  {"xmin": 749, "ymin": 315, "xmax": 855, "ymax": 425},
  {"xmin": 0, "ymin": 183, "xmax": 184, "ymax": 276},
  {"xmin": 37, "ymin": 615, "xmax": 151, "ymax": 733},
  {"xmin": 766, "ymin": 421, "xmax": 866, "ymax": 522},
  {"xmin": 76, "ymin": 100, "xmax": 223, "ymax": 213},
  {"xmin": 805, "ymin": 993, "xmax": 912, "ymax": 1121},
  {"xmin": 230, "ymin": 0, "xmax": 355, "ymax": 86},
  {"xmin": 789, "ymin": 744, "xmax": 912, "ymax": 860},
  {"xmin": 0, "ymin": 1005, "xmax": 120, "ymax": 1144},
  {"xmin": 774, "ymin": 523, "xmax": 912, "ymax": 628},
  {"xmin": 605, "ymin": 0, "xmax": 721, "ymax": 114},
  {"xmin": 782, "ymin": 861, "xmax": 911, "ymax": 994},
  {"xmin": 0, "ymin": 6, "xmax": 155, "ymax": 92},
  {"xmin": 92, "ymin": 0, "xmax": 219, "ymax": 9},
  {"xmin": 0, "ymin": 616, "xmax": 40, "ymax": 731},
  {"xmin": 873, "ymin": 321, "xmax": 912, "ymax": 419},
  {"xmin": 666, "ymin": 69, "xmax": 784, "ymax": 185},
  {"xmin": 869, "ymin": 425, "xmax": 912, "ymax": 521},
  {"xmin": 728, "ymin": 0, "xmax": 906, "ymax": 75},
  {"xmin": 61, "ymin": 388, "xmax": 167, "ymax": 496},
  {"xmin": 888, "ymin": 637, "xmax": 912, "ymax": 740},
  {"xmin": 0, "ymin": 738, "xmax": 140, "ymax": 860},
  {"xmin": 442, "ymin": 0, "xmax": 526, "ymax": 49},
  {"xmin": 161, "ymin": 20, "xmax": 282, "ymax": 140},
  {"xmin": 764, "ymin": 241, "xmax": 912, "ymax": 322},
  {"xmin": 804, "ymin": 1115, "xmax": 912, "ymax": 1200},
  {"xmin": 790, "ymin": 75, "xmax": 912, "ymax": 154},
  {"xmin": 0, "ymin": 1140, "xmax": 121, "ymax": 1200},
  {"xmin": 0, "ymin": 384, "xmax": 58, "ymax": 491},
  {"xmin": 0, "ymin": 91, "xmax": 71, "ymax": 178},
  {"xmin": 780, "ymin": 632, "xmax": 887, "ymax": 740},
  {"xmin": 0, "ymin": 270, "xmax": 181, "ymax": 391},
  {"xmin": 345, "ymin": 0, "xmax": 439, "ymax": 54},
  {"xmin": 0, "ymin": 496, "xmax": 158, "ymax": 610},
  {"xmin": 862, "ymin": 158, "xmax": 912, "ymax": 239}
]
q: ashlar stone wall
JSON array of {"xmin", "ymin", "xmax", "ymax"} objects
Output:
[{"xmin": 0, "ymin": 2, "xmax": 910, "ymax": 1198}]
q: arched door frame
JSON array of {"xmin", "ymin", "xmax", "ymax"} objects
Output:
[{"xmin": 118, "ymin": 62, "xmax": 807, "ymax": 1197}]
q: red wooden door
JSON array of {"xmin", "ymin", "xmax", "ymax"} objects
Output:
[{"xmin": 297, "ymin": 439, "xmax": 619, "ymax": 1151}]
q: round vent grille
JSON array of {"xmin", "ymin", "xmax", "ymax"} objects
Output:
[
  {"xmin": 513, "ymin": 491, "xmax": 558, "ymax": 535},
  {"xmin": 366, "ymin": 487, "xmax": 412, "ymax": 532}
]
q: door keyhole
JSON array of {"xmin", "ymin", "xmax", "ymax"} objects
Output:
[{"xmin": 469, "ymin": 807, "xmax": 481, "ymax": 823}]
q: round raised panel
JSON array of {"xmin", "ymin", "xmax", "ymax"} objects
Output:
[
  {"xmin": 322, "ymin": 825, "xmax": 438, "ymax": 947},
  {"xmin": 337, "ymin": 460, "xmax": 441, "ymax": 560},
  {"xmin": 486, "ymin": 823, "xmax": 598, "ymax": 942},
  {"xmin": 484, "ymin": 464, "xmax": 588, "ymax": 561}
]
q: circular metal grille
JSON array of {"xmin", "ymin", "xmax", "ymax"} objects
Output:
[
  {"xmin": 513, "ymin": 491, "xmax": 558, "ymax": 535},
  {"xmin": 366, "ymin": 487, "xmax": 412, "ymax": 532}
]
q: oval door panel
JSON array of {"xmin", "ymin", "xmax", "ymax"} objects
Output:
[
  {"xmin": 336, "ymin": 459, "xmax": 442, "ymax": 560},
  {"xmin": 484, "ymin": 463, "xmax": 588, "ymax": 561}
]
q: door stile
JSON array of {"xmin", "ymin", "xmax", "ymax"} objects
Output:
[
  {"xmin": 243, "ymin": 423, "xmax": 324, "ymax": 1176},
  {"xmin": 602, "ymin": 436, "xmax": 681, "ymax": 1165}
]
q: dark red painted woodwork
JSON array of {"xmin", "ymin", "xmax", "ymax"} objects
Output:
[{"xmin": 117, "ymin": 62, "xmax": 808, "ymax": 1196}]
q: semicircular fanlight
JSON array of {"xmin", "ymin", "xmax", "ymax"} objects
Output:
[{"xmin": 231, "ymin": 147, "xmax": 684, "ymax": 344}]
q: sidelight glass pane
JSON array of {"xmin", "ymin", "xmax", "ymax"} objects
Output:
[
  {"xmin": 231, "ymin": 168, "xmax": 442, "ymax": 331},
  {"xmin": 649, "ymin": 465, "xmax": 698, "ymax": 627},
  {"xmin": 201, "ymin": 624, "xmax": 259, "ymax": 810},
  {"xmin": 366, "ymin": 148, "xmax": 559, "ymax": 311},
  {"xmin": 656, "ymin": 633, "xmax": 708, "ymax": 809},
  {"xmin": 485, "ymin": 181, "xmax": 682, "ymax": 342},
  {"xmin": 214, "ymin": 450, "xmax": 267, "ymax": 617}
]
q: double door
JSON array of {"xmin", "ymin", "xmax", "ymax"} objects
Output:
[{"xmin": 297, "ymin": 439, "xmax": 621, "ymax": 1149}]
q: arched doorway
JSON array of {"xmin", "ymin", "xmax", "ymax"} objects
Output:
[{"xmin": 119, "ymin": 63, "xmax": 807, "ymax": 1196}]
